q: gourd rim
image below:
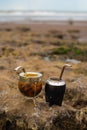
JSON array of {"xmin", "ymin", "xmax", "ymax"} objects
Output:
[{"xmin": 19, "ymin": 72, "xmax": 42, "ymax": 79}]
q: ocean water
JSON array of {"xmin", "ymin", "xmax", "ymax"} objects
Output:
[{"xmin": 0, "ymin": 11, "xmax": 87, "ymax": 22}]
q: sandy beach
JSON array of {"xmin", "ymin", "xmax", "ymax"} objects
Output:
[
  {"xmin": 0, "ymin": 20, "xmax": 87, "ymax": 81},
  {"xmin": 0, "ymin": 20, "xmax": 87, "ymax": 129}
]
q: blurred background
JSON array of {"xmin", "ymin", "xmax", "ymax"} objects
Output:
[
  {"xmin": 0, "ymin": 0, "xmax": 87, "ymax": 22},
  {"xmin": 0, "ymin": 0, "xmax": 87, "ymax": 74}
]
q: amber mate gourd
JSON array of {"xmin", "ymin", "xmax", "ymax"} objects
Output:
[{"xmin": 14, "ymin": 66, "xmax": 43, "ymax": 97}]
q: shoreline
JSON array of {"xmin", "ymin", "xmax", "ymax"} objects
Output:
[
  {"xmin": 0, "ymin": 20, "xmax": 87, "ymax": 33},
  {"xmin": 0, "ymin": 19, "xmax": 87, "ymax": 25}
]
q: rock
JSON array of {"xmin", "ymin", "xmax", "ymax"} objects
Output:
[
  {"xmin": 0, "ymin": 102, "xmax": 87, "ymax": 130},
  {"xmin": 0, "ymin": 68, "xmax": 87, "ymax": 130},
  {"xmin": 66, "ymin": 58, "xmax": 81, "ymax": 64},
  {"xmin": 65, "ymin": 75, "xmax": 87, "ymax": 109}
]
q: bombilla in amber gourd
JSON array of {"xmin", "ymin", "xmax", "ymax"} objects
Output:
[
  {"xmin": 14, "ymin": 66, "xmax": 43, "ymax": 106},
  {"xmin": 14, "ymin": 66, "xmax": 26, "ymax": 74}
]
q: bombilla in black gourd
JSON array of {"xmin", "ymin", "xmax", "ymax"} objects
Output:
[{"xmin": 59, "ymin": 64, "xmax": 72, "ymax": 80}]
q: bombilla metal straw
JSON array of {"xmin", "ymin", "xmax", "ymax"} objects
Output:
[
  {"xmin": 59, "ymin": 64, "xmax": 72, "ymax": 80},
  {"xmin": 14, "ymin": 66, "xmax": 26, "ymax": 74}
]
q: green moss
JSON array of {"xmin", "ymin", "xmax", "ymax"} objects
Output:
[
  {"xmin": 72, "ymin": 47, "xmax": 84, "ymax": 55},
  {"xmin": 53, "ymin": 46, "xmax": 86, "ymax": 55},
  {"xmin": 53, "ymin": 46, "xmax": 70, "ymax": 54},
  {"xmin": 52, "ymin": 45, "xmax": 87, "ymax": 61}
]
